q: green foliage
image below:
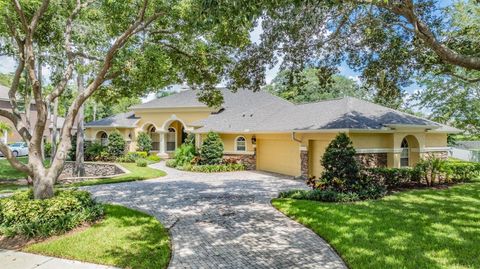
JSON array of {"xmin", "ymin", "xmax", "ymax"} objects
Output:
[
  {"xmin": 136, "ymin": 159, "xmax": 148, "ymax": 167},
  {"xmin": 266, "ymin": 70, "xmax": 371, "ymax": 103},
  {"xmin": 44, "ymin": 142, "xmax": 52, "ymax": 158},
  {"xmin": 278, "ymin": 189, "xmax": 360, "ymax": 203},
  {"xmin": 146, "ymin": 154, "xmax": 161, "ymax": 163},
  {"xmin": 200, "ymin": 132, "xmax": 224, "ymax": 165},
  {"xmin": 107, "ymin": 131, "xmax": 125, "ymax": 158},
  {"xmin": 172, "ymin": 143, "xmax": 197, "ymax": 167},
  {"xmin": 85, "ymin": 142, "xmax": 108, "ymax": 162},
  {"xmin": 0, "ymin": 189, "xmax": 103, "ymax": 238},
  {"xmin": 136, "ymin": 151, "xmax": 148, "ymax": 158},
  {"xmin": 321, "ymin": 133, "xmax": 360, "ymax": 190},
  {"xmin": 178, "ymin": 163, "xmax": 245, "ymax": 173},
  {"xmin": 364, "ymin": 167, "xmax": 421, "ymax": 189},
  {"xmin": 24, "ymin": 205, "xmax": 171, "ymax": 269},
  {"xmin": 165, "ymin": 159, "xmax": 177, "ymax": 168},
  {"xmin": 136, "ymin": 132, "xmax": 152, "ymax": 153},
  {"xmin": 415, "ymin": 157, "xmax": 446, "ymax": 186}
]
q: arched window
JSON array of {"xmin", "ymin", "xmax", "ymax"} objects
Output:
[
  {"xmin": 400, "ymin": 138, "xmax": 409, "ymax": 167},
  {"xmin": 100, "ymin": 132, "xmax": 108, "ymax": 146},
  {"xmin": 235, "ymin": 136, "xmax": 246, "ymax": 152}
]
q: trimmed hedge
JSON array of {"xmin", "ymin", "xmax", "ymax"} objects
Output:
[
  {"xmin": 279, "ymin": 189, "xmax": 360, "ymax": 203},
  {"xmin": 178, "ymin": 163, "xmax": 245, "ymax": 173},
  {"xmin": 0, "ymin": 189, "xmax": 103, "ymax": 238},
  {"xmin": 364, "ymin": 167, "xmax": 421, "ymax": 189}
]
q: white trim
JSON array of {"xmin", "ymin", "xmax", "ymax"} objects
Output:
[
  {"xmin": 234, "ymin": 135, "xmax": 247, "ymax": 152},
  {"xmin": 355, "ymin": 148, "xmax": 402, "ymax": 154},
  {"xmin": 224, "ymin": 150, "xmax": 255, "ymax": 155},
  {"xmin": 384, "ymin": 124, "xmax": 440, "ymax": 130},
  {"xmin": 413, "ymin": 147, "xmax": 451, "ymax": 153},
  {"xmin": 131, "ymin": 107, "xmax": 219, "ymax": 112},
  {"xmin": 86, "ymin": 125, "xmax": 136, "ymax": 129}
]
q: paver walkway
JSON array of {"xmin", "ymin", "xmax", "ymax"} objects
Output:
[
  {"xmin": 1, "ymin": 249, "xmax": 117, "ymax": 269},
  {"xmin": 86, "ymin": 162, "xmax": 347, "ymax": 269}
]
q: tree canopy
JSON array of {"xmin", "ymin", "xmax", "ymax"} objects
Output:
[{"xmin": 265, "ymin": 69, "xmax": 372, "ymax": 104}]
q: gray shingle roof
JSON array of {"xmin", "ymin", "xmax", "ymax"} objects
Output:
[
  {"xmin": 85, "ymin": 111, "xmax": 140, "ymax": 128},
  {"xmin": 131, "ymin": 90, "xmax": 208, "ymax": 109},
  {"xmin": 86, "ymin": 88, "xmax": 460, "ymax": 133},
  {"xmin": 193, "ymin": 94, "xmax": 460, "ymax": 133}
]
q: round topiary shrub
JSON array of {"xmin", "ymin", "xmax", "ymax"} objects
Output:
[
  {"xmin": 200, "ymin": 131, "xmax": 224, "ymax": 165},
  {"xmin": 0, "ymin": 189, "xmax": 103, "ymax": 238},
  {"xmin": 107, "ymin": 130, "xmax": 126, "ymax": 158}
]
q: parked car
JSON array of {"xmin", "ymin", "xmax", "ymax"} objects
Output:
[{"xmin": 0, "ymin": 142, "xmax": 29, "ymax": 157}]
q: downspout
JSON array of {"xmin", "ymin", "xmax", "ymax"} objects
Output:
[{"xmin": 292, "ymin": 132, "xmax": 302, "ymax": 143}]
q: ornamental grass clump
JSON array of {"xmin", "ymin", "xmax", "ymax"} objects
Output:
[{"xmin": 0, "ymin": 189, "xmax": 103, "ymax": 238}]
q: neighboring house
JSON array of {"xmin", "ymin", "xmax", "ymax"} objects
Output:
[
  {"xmin": 0, "ymin": 84, "xmax": 75, "ymax": 144},
  {"xmin": 450, "ymin": 141, "xmax": 480, "ymax": 162},
  {"xmin": 85, "ymin": 88, "xmax": 460, "ymax": 178}
]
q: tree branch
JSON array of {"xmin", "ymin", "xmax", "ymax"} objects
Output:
[
  {"xmin": 0, "ymin": 142, "xmax": 32, "ymax": 174},
  {"xmin": 355, "ymin": 0, "xmax": 480, "ymax": 70},
  {"xmin": 11, "ymin": 0, "xmax": 28, "ymax": 33},
  {"xmin": 47, "ymin": 0, "xmax": 96, "ymax": 103}
]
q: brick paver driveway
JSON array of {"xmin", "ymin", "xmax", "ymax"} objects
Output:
[{"xmin": 85, "ymin": 162, "xmax": 347, "ymax": 269}]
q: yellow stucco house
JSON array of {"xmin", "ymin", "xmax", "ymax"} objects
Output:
[{"xmin": 85, "ymin": 89, "xmax": 459, "ymax": 178}]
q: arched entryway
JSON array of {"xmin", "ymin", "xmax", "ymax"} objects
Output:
[
  {"xmin": 400, "ymin": 135, "xmax": 420, "ymax": 167},
  {"xmin": 96, "ymin": 131, "xmax": 108, "ymax": 146},
  {"xmin": 165, "ymin": 120, "xmax": 188, "ymax": 152},
  {"xmin": 144, "ymin": 124, "xmax": 160, "ymax": 151}
]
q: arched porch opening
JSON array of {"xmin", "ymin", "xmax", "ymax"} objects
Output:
[
  {"xmin": 144, "ymin": 124, "xmax": 160, "ymax": 151},
  {"xmin": 400, "ymin": 135, "xmax": 420, "ymax": 167},
  {"xmin": 96, "ymin": 131, "xmax": 108, "ymax": 146},
  {"xmin": 165, "ymin": 120, "xmax": 188, "ymax": 152}
]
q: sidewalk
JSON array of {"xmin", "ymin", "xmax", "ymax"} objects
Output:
[{"xmin": 1, "ymin": 249, "xmax": 118, "ymax": 269}]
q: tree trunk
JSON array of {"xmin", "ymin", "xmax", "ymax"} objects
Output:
[
  {"xmin": 33, "ymin": 174, "xmax": 54, "ymax": 199},
  {"xmin": 38, "ymin": 54, "xmax": 45, "ymax": 161},
  {"xmin": 74, "ymin": 70, "xmax": 85, "ymax": 177},
  {"xmin": 51, "ymin": 98, "xmax": 59, "ymax": 158}
]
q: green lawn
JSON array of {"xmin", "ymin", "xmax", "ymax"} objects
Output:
[
  {"xmin": 24, "ymin": 205, "xmax": 171, "ymax": 269},
  {"xmin": 272, "ymin": 180, "xmax": 480, "ymax": 269},
  {"xmin": 67, "ymin": 162, "xmax": 166, "ymax": 188},
  {"xmin": 0, "ymin": 157, "xmax": 28, "ymax": 180},
  {"xmin": 0, "ymin": 162, "xmax": 166, "ymax": 193}
]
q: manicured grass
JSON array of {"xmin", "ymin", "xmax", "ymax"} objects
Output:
[
  {"xmin": 0, "ymin": 162, "xmax": 166, "ymax": 193},
  {"xmin": 24, "ymin": 204, "xmax": 171, "ymax": 269},
  {"xmin": 0, "ymin": 157, "xmax": 28, "ymax": 180},
  {"xmin": 67, "ymin": 162, "xmax": 166, "ymax": 187},
  {"xmin": 272, "ymin": 180, "xmax": 480, "ymax": 269}
]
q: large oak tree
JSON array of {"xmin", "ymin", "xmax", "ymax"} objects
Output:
[{"xmin": 0, "ymin": 0, "xmax": 250, "ymax": 199}]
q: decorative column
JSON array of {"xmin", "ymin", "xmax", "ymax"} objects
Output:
[{"xmin": 158, "ymin": 131, "xmax": 169, "ymax": 158}]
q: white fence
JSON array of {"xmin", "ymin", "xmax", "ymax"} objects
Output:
[{"xmin": 450, "ymin": 148, "xmax": 480, "ymax": 162}]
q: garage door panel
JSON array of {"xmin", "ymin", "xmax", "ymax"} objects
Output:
[{"xmin": 256, "ymin": 139, "xmax": 300, "ymax": 176}]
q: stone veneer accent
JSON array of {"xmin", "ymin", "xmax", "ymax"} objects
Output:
[
  {"xmin": 300, "ymin": 150, "xmax": 308, "ymax": 178},
  {"xmin": 59, "ymin": 162, "xmax": 125, "ymax": 180},
  {"xmin": 355, "ymin": 153, "xmax": 388, "ymax": 168},
  {"xmin": 223, "ymin": 154, "xmax": 256, "ymax": 170},
  {"xmin": 423, "ymin": 151, "xmax": 448, "ymax": 160}
]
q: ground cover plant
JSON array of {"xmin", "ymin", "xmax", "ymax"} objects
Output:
[{"xmin": 0, "ymin": 189, "xmax": 103, "ymax": 238}]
